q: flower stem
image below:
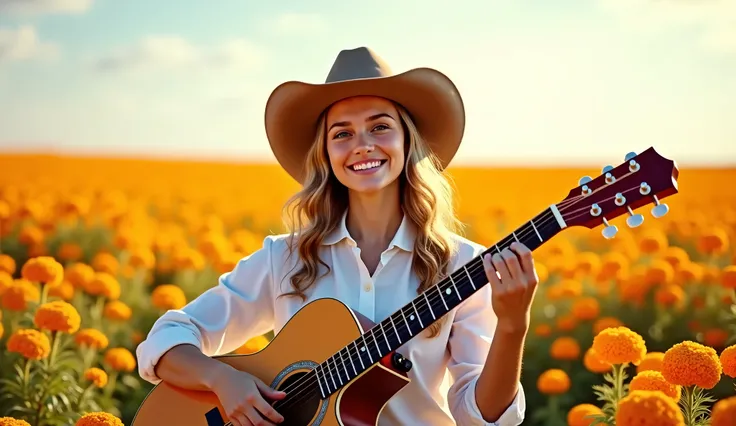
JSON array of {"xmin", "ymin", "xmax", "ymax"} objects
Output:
[{"xmin": 683, "ymin": 385, "xmax": 695, "ymax": 426}]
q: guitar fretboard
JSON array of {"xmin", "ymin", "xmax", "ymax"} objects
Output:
[{"xmin": 313, "ymin": 205, "xmax": 566, "ymax": 397}]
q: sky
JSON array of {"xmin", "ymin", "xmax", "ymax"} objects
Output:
[{"xmin": 0, "ymin": 0, "xmax": 734, "ymax": 167}]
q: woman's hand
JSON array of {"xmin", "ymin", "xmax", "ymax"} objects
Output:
[
  {"xmin": 210, "ymin": 366, "xmax": 286, "ymax": 426},
  {"xmin": 482, "ymin": 241, "xmax": 539, "ymax": 335}
]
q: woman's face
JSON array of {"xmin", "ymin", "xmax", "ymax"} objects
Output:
[{"xmin": 325, "ymin": 96, "xmax": 405, "ymax": 194}]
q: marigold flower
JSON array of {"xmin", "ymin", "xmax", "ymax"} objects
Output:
[
  {"xmin": 0, "ymin": 270, "xmax": 12, "ymax": 296},
  {"xmin": 662, "ymin": 340, "xmax": 722, "ymax": 389},
  {"xmin": 654, "ymin": 284, "xmax": 684, "ymax": 307},
  {"xmin": 534, "ymin": 324, "xmax": 552, "ymax": 337},
  {"xmin": 64, "ymin": 263, "xmax": 94, "ymax": 289},
  {"xmin": 91, "ymin": 252, "xmax": 119, "ymax": 275},
  {"xmin": 616, "ymin": 390, "xmax": 684, "ymax": 426},
  {"xmin": 567, "ymin": 404, "xmax": 603, "ymax": 426},
  {"xmin": 645, "ymin": 260, "xmax": 674, "ymax": 286},
  {"xmin": 537, "ymin": 369, "xmax": 570, "ymax": 395},
  {"xmin": 1, "ymin": 280, "xmax": 40, "ymax": 311},
  {"xmin": 151, "ymin": 284, "xmax": 187, "ymax": 310},
  {"xmin": 555, "ymin": 314, "xmax": 577, "ymax": 332},
  {"xmin": 722, "ymin": 265, "xmax": 736, "ymax": 290},
  {"xmin": 629, "ymin": 370, "xmax": 681, "ymax": 401},
  {"xmin": 697, "ymin": 228, "xmax": 729, "ymax": 255},
  {"xmin": 128, "ymin": 247, "xmax": 155, "ymax": 270},
  {"xmin": 662, "ymin": 246, "xmax": 689, "ymax": 269},
  {"xmin": 720, "ymin": 345, "xmax": 736, "ymax": 378},
  {"xmin": 104, "ymin": 347, "xmax": 136, "ymax": 372},
  {"xmin": 571, "ymin": 297, "xmax": 600, "ymax": 321},
  {"xmin": 7, "ymin": 328, "xmax": 51, "ymax": 360},
  {"xmin": 21, "ymin": 256, "xmax": 63, "ymax": 285},
  {"xmin": 48, "ymin": 280, "xmax": 75, "ymax": 301},
  {"xmin": 85, "ymin": 272, "xmax": 120, "ymax": 300},
  {"xmin": 703, "ymin": 328, "xmax": 729, "ymax": 348},
  {"xmin": 75, "ymin": 412, "xmax": 124, "ymax": 426},
  {"xmin": 637, "ymin": 352, "xmax": 665, "ymax": 373},
  {"xmin": 75, "ymin": 328, "xmax": 109, "ymax": 350},
  {"xmin": 103, "ymin": 300, "xmax": 132, "ymax": 321},
  {"xmin": 711, "ymin": 396, "xmax": 736, "ymax": 426},
  {"xmin": 0, "ymin": 417, "xmax": 32, "ymax": 426},
  {"xmin": 84, "ymin": 367, "xmax": 108, "ymax": 388},
  {"xmin": 550, "ymin": 336, "xmax": 581, "ymax": 360},
  {"xmin": 34, "ymin": 300, "xmax": 81, "ymax": 333},
  {"xmin": 0, "ymin": 322, "xmax": 4, "ymax": 340},
  {"xmin": 591, "ymin": 326, "xmax": 646, "ymax": 365},
  {"xmin": 593, "ymin": 317, "xmax": 623, "ymax": 335},
  {"xmin": 583, "ymin": 348, "xmax": 612, "ymax": 373},
  {"xmin": 0, "ymin": 254, "xmax": 16, "ymax": 275},
  {"xmin": 639, "ymin": 229, "xmax": 668, "ymax": 254},
  {"xmin": 57, "ymin": 243, "xmax": 83, "ymax": 262}
]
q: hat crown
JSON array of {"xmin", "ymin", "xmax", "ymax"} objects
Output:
[{"xmin": 325, "ymin": 47, "xmax": 394, "ymax": 84}]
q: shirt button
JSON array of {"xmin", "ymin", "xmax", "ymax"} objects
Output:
[{"xmin": 363, "ymin": 283, "xmax": 372, "ymax": 292}]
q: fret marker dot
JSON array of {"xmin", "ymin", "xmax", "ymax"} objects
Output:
[
  {"xmin": 360, "ymin": 346, "xmax": 365, "ymax": 352},
  {"xmin": 446, "ymin": 288, "xmax": 451, "ymax": 294},
  {"xmin": 410, "ymin": 315, "xmax": 415, "ymax": 321}
]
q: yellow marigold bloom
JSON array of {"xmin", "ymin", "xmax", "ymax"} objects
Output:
[
  {"xmin": 534, "ymin": 324, "xmax": 552, "ymax": 337},
  {"xmin": 583, "ymin": 348, "xmax": 612, "ymax": 373},
  {"xmin": 7, "ymin": 328, "xmax": 51, "ymax": 360},
  {"xmin": 151, "ymin": 284, "xmax": 187, "ymax": 310},
  {"xmin": 697, "ymin": 227, "xmax": 729, "ymax": 255},
  {"xmin": 104, "ymin": 347, "xmax": 136, "ymax": 372},
  {"xmin": 639, "ymin": 229, "xmax": 668, "ymax": 254},
  {"xmin": 722, "ymin": 265, "xmax": 736, "ymax": 290},
  {"xmin": 637, "ymin": 352, "xmax": 665, "ymax": 373},
  {"xmin": 616, "ymin": 390, "xmax": 684, "ymax": 426},
  {"xmin": 57, "ymin": 243, "xmax": 83, "ymax": 262},
  {"xmin": 34, "ymin": 300, "xmax": 81, "ymax": 333},
  {"xmin": 1, "ymin": 280, "xmax": 40, "ymax": 311},
  {"xmin": 662, "ymin": 340, "xmax": 722, "ymax": 389},
  {"xmin": 661, "ymin": 246, "xmax": 689, "ymax": 269},
  {"xmin": 21, "ymin": 256, "xmax": 63, "ymax": 285},
  {"xmin": 75, "ymin": 412, "xmax": 124, "ymax": 426},
  {"xmin": 711, "ymin": 396, "xmax": 736, "ymax": 426},
  {"xmin": 48, "ymin": 280, "xmax": 75, "ymax": 301},
  {"xmin": 537, "ymin": 369, "xmax": 570, "ymax": 395},
  {"xmin": 64, "ymin": 263, "xmax": 94, "ymax": 289},
  {"xmin": 74, "ymin": 328, "xmax": 109, "ymax": 350},
  {"xmin": 128, "ymin": 247, "xmax": 155, "ymax": 270},
  {"xmin": 550, "ymin": 336, "xmax": 581, "ymax": 360},
  {"xmin": 0, "ymin": 254, "xmax": 16, "ymax": 275},
  {"xmin": 720, "ymin": 345, "xmax": 736, "ymax": 378},
  {"xmin": 645, "ymin": 260, "xmax": 674, "ymax": 286},
  {"xmin": 0, "ymin": 270, "xmax": 12, "ymax": 296},
  {"xmin": 654, "ymin": 284, "xmax": 684, "ymax": 307},
  {"xmin": 567, "ymin": 404, "xmax": 603, "ymax": 426},
  {"xmin": 593, "ymin": 317, "xmax": 623, "ymax": 335},
  {"xmin": 91, "ymin": 252, "xmax": 119, "ymax": 275},
  {"xmin": 0, "ymin": 417, "xmax": 32, "ymax": 426},
  {"xmin": 600, "ymin": 252, "xmax": 629, "ymax": 280},
  {"xmin": 103, "ymin": 300, "xmax": 132, "ymax": 321},
  {"xmin": 592, "ymin": 326, "xmax": 646, "ymax": 365},
  {"xmin": 629, "ymin": 370, "xmax": 681, "ymax": 401},
  {"xmin": 83, "ymin": 367, "xmax": 108, "ymax": 388},
  {"xmin": 675, "ymin": 262, "xmax": 703, "ymax": 285},
  {"xmin": 85, "ymin": 272, "xmax": 120, "ymax": 300},
  {"xmin": 571, "ymin": 297, "xmax": 600, "ymax": 321}
]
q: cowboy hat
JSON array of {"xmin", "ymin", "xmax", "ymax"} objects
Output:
[{"xmin": 264, "ymin": 47, "xmax": 466, "ymax": 184}]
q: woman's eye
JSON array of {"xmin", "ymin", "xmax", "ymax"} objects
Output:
[
  {"xmin": 373, "ymin": 124, "xmax": 389, "ymax": 131},
  {"xmin": 334, "ymin": 131, "xmax": 349, "ymax": 139}
]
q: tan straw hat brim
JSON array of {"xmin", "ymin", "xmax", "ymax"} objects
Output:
[{"xmin": 264, "ymin": 67, "xmax": 466, "ymax": 184}]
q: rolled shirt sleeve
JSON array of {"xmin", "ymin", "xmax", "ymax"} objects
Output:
[{"xmin": 136, "ymin": 235, "xmax": 278, "ymax": 384}]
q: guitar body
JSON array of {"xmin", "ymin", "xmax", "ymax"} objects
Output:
[{"xmin": 131, "ymin": 298, "xmax": 412, "ymax": 426}]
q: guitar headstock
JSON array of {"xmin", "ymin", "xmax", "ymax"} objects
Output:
[{"xmin": 555, "ymin": 147, "xmax": 679, "ymax": 239}]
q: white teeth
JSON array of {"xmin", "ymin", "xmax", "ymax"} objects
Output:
[{"xmin": 352, "ymin": 161, "xmax": 382, "ymax": 171}]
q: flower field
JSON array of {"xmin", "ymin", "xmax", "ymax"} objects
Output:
[{"xmin": 1, "ymin": 153, "xmax": 736, "ymax": 426}]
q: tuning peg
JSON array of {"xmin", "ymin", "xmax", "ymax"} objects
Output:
[
  {"xmin": 578, "ymin": 176, "xmax": 592, "ymax": 186},
  {"xmin": 602, "ymin": 165, "xmax": 614, "ymax": 174},
  {"xmin": 601, "ymin": 217, "xmax": 618, "ymax": 239},
  {"xmin": 651, "ymin": 195, "xmax": 669, "ymax": 218},
  {"xmin": 626, "ymin": 206, "xmax": 644, "ymax": 228},
  {"xmin": 625, "ymin": 152, "xmax": 637, "ymax": 161}
]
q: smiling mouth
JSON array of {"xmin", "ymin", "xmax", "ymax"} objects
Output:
[{"xmin": 348, "ymin": 159, "xmax": 387, "ymax": 172}]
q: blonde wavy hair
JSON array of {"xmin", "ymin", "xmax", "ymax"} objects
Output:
[{"xmin": 280, "ymin": 101, "xmax": 463, "ymax": 337}]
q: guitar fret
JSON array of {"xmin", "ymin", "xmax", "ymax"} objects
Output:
[
  {"xmin": 361, "ymin": 334, "xmax": 374, "ymax": 364},
  {"xmin": 338, "ymin": 349, "xmax": 348, "ymax": 383},
  {"xmin": 530, "ymin": 218, "xmax": 543, "ymax": 242},
  {"xmin": 371, "ymin": 330, "xmax": 382, "ymax": 358},
  {"xmin": 379, "ymin": 321, "xmax": 390, "ymax": 352},
  {"xmin": 346, "ymin": 346, "xmax": 357, "ymax": 376},
  {"xmin": 463, "ymin": 265, "xmax": 476, "ymax": 290},
  {"xmin": 389, "ymin": 315, "xmax": 402, "ymax": 344},
  {"xmin": 353, "ymin": 341, "xmax": 365, "ymax": 369},
  {"xmin": 315, "ymin": 365, "xmax": 326, "ymax": 398},
  {"xmin": 512, "ymin": 230, "xmax": 520, "ymax": 243},
  {"xmin": 327, "ymin": 356, "xmax": 338, "ymax": 388},
  {"xmin": 437, "ymin": 284, "xmax": 449, "ymax": 310},
  {"xmin": 411, "ymin": 300, "xmax": 424, "ymax": 328},
  {"xmin": 401, "ymin": 308, "xmax": 413, "ymax": 336},
  {"xmin": 423, "ymin": 292, "xmax": 436, "ymax": 320},
  {"xmin": 449, "ymin": 274, "xmax": 462, "ymax": 300}
]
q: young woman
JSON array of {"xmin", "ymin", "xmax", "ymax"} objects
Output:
[{"xmin": 137, "ymin": 47, "xmax": 538, "ymax": 426}]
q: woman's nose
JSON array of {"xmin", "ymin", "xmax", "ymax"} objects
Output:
[{"xmin": 353, "ymin": 134, "xmax": 375, "ymax": 154}]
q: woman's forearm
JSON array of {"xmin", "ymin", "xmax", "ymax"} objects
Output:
[{"xmin": 154, "ymin": 343, "xmax": 235, "ymax": 391}]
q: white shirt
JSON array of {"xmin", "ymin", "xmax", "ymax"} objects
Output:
[{"xmin": 136, "ymin": 213, "xmax": 526, "ymax": 426}]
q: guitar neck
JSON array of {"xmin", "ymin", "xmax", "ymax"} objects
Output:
[{"xmin": 314, "ymin": 205, "xmax": 567, "ymax": 397}]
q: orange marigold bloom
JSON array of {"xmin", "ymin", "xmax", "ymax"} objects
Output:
[
  {"xmin": 655, "ymin": 284, "xmax": 684, "ymax": 307},
  {"xmin": 7, "ymin": 328, "xmax": 51, "ymax": 360},
  {"xmin": 103, "ymin": 300, "xmax": 132, "ymax": 321},
  {"xmin": 64, "ymin": 263, "xmax": 94, "ymax": 289},
  {"xmin": 534, "ymin": 324, "xmax": 552, "ymax": 337},
  {"xmin": 57, "ymin": 243, "xmax": 83, "ymax": 262},
  {"xmin": 593, "ymin": 317, "xmax": 623, "ymax": 335},
  {"xmin": 719, "ymin": 344, "xmax": 736, "ymax": 378},
  {"xmin": 599, "ymin": 252, "xmax": 629, "ymax": 280},
  {"xmin": 567, "ymin": 404, "xmax": 603, "ymax": 426},
  {"xmin": 555, "ymin": 314, "xmax": 577, "ymax": 332},
  {"xmin": 591, "ymin": 326, "xmax": 647, "ymax": 365},
  {"xmin": 711, "ymin": 396, "xmax": 736, "ymax": 426},
  {"xmin": 0, "ymin": 270, "xmax": 12, "ymax": 296},
  {"xmin": 151, "ymin": 284, "xmax": 187, "ymax": 310},
  {"xmin": 21, "ymin": 256, "xmax": 63, "ymax": 285},
  {"xmin": 128, "ymin": 247, "xmax": 155, "ymax": 270},
  {"xmin": 703, "ymin": 328, "xmax": 729, "ymax": 348},
  {"xmin": 629, "ymin": 370, "xmax": 681, "ymax": 401},
  {"xmin": 645, "ymin": 260, "xmax": 674, "ymax": 286},
  {"xmin": 0, "ymin": 322, "xmax": 4, "ymax": 340},
  {"xmin": 661, "ymin": 246, "xmax": 689, "ymax": 269},
  {"xmin": 91, "ymin": 252, "xmax": 119, "ymax": 275},
  {"xmin": 75, "ymin": 412, "xmax": 124, "ymax": 426},
  {"xmin": 550, "ymin": 336, "xmax": 581, "ymax": 360},
  {"xmin": 583, "ymin": 348, "xmax": 612, "ymax": 373},
  {"xmin": 1, "ymin": 280, "xmax": 40, "ymax": 311},
  {"xmin": 85, "ymin": 272, "xmax": 120, "ymax": 300},
  {"xmin": 48, "ymin": 280, "xmax": 75, "ymax": 301},
  {"xmin": 34, "ymin": 300, "xmax": 81, "ymax": 333},
  {"xmin": 571, "ymin": 297, "xmax": 600, "ymax": 321},
  {"xmin": 697, "ymin": 228, "xmax": 729, "ymax": 255},
  {"xmin": 0, "ymin": 253, "xmax": 16, "ymax": 275},
  {"xmin": 637, "ymin": 352, "xmax": 665, "ymax": 373},
  {"xmin": 83, "ymin": 367, "xmax": 108, "ymax": 388},
  {"xmin": 616, "ymin": 390, "xmax": 684, "ymax": 426},
  {"xmin": 74, "ymin": 328, "xmax": 109, "ymax": 350},
  {"xmin": 662, "ymin": 340, "xmax": 722, "ymax": 389},
  {"xmin": 104, "ymin": 347, "xmax": 136, "ymax": 372},
  {"xmin": 639, "ymin": 229, "xmax": 668, "ymax": 254},
  {"xmin": 537, "ymin": 369, "xmax": 570, "ymax": 395},
  {"xmin": 722, "ymin": 265, "xmax": 736, "ymax": 290},
  {"xmin": 0, "ymin": 417, "xmax": 32, "ymax": 426}
]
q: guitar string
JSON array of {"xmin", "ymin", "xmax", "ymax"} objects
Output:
[{"xmin": 270, "ymin": 183, "xmax": 646, "ymax": 414}]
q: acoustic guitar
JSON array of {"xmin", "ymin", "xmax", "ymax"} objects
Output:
[{"xmin": 131, "ymin": 147, "xmax": 679, "ymax": 426}]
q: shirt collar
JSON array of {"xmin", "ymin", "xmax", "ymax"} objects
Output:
[{"xmin": 322, "ymin": 210, "xmax": 416, "ymax": 252}]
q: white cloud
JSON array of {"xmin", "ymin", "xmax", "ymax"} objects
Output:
[
  {"xmin": 0, "ymin": 0, "xmax": 93, "ymax": 15},
  {"xmin": 262, "ymin": 13, "xmax": 326, "ymax": 35},
  {"xmin": 598, "ymin": 0, "xmax": 736, "ymax": 54},
  {"xmin": 92, "ymin": 36, "xmax": 265, "ymax": 73},
  {"xmin": 0, "ymin": 25, "xmax": 59, "ymax": 64}
]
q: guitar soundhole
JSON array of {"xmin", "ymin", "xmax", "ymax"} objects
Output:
[{"xmin": 273, "ymin": 371, "xmax": 324, "ymax": 426}]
